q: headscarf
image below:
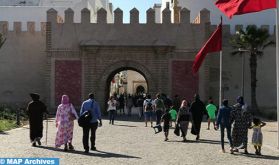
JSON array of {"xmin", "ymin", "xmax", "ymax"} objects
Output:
[
  {"xmin": 30, "ymin": 93, "xmax": 40, "ymax": 101},
  {"xmin": 61, "ymin": 95, "xmax": 70, "ymax": 105},
  {"xmin": 237, "ymin": 96, "xmax": 244, "ymax": 106},
  {"xmin": 194, "ymin": 94, "xmax": 200, "ymax": 101}
]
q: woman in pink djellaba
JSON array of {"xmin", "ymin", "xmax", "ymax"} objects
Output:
[{"xmin": 55, "ymin": 95, "xmax": 79, "ymax": 151}]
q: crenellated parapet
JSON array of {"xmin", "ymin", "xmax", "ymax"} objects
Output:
[
  {"xmin": 46, "ymin": 7, "xmax": 210, "ymax": 25},
  {"xmin": 0, "ymin": 21, "xmax": 47, "ymax": 35},
  {"xmin": 43, "ymin": 7, "xmax": 276, "ymax": 51},
  {"xmin": 0, "ymin": 7, "xmax": 275, "ymax": 39}
]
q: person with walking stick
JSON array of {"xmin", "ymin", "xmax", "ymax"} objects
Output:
[{"xmin": 26, "ymin": 93, "xmax": 48, "ymax": 147}]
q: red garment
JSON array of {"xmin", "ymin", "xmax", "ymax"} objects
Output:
[
  {"xmin": 192, "ymin": 23, "xmax": 222, "ymax": 73},
  {"xmin": 215, "ymin": 0, "xmax": 276, "ymax": 18}
]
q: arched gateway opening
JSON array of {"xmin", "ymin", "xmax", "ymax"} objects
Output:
[
  {"xmin": 105, "ymin": 68, "xmax": 148, "ymax": 114},
  {"xmin": 96, "ymin": 60, "xmax": 155, "ymax": 113}
]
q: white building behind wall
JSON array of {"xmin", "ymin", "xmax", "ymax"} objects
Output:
[
  {"xmin": 157, "ymin": 0, "xmax": 276, "ymax": 33},
  {"xmin": 0, "ymin": 0, "xmax": 113, "ymax": 31}
]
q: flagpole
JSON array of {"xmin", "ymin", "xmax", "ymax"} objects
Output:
[
  {"xmin": 276, "ymin": 0, "xmax": 279, "ymax": 149},
  {"xmin": 219, "ymin": 51, "xmax": 222, "ymax": 109}
]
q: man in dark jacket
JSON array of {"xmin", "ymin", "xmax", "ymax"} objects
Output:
[
  {"xmin": 215, "ymin": 99, "xmax": 233, "ymax": 153},
  {"xmin": 27, "ymin": 93, "xmax": 48, "ymax": 147}
]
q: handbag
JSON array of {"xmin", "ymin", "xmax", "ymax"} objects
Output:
[
  {"xmin": 78, "ymin": 102, "xmax": 93, "ymax": 127},
  {"xmin": 69, "ymin": 105, "xmax": 77, "ymax": 121},
  {"xmin": 174, "ymin": 124, "xmax": 180, "ymax": 136}
]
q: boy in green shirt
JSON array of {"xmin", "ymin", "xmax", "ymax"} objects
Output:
[
  {"xmin": 169, "ymin": 106, "xmax": 177, "ymax": 127},
  {"xmin": 206, "ymin": 100, "xmax": 217, "ymax": 130}
]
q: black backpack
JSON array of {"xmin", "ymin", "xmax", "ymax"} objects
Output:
[
  {"xmin": 78, "ymin": 102, "xmax": 93, "ymax": 127},
  {"xmin": 145, "ymin": 100, "xmax": 153, "ymax": 111},
  {"xmin": 78, "ymin": 111, "xmax": 92, "ymax": 127}
]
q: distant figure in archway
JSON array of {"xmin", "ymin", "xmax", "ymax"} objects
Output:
[
  {"xmin": 107, "ymin": 96, "xmax": 117, "ymax": 125},
  {"xmin": 136, "ymin": 95, "xmax": 144, "ymax": 119},
  {"xmin": 118, "ymin": 94, "xmax": 125, "ymax": 115},
  {"xmin": 126, "ymin": 94, "xmax": 134, "ymax": 116}
]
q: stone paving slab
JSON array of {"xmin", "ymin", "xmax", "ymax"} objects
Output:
[{"xmin": 0, "ymin": 117, "xmax": 278, "ymax": 165}]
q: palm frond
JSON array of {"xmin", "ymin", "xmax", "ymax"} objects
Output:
[
  {"xmin": 0, "ymin": 37, "xmax": 6, "ymax": 49},
  {"xmin": 263, "ymin": 41, "xmax": 275, "ymax": 49}
]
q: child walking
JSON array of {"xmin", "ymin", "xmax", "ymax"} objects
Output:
[
  {"xmin": 169, "ymin": 106, "xmax": 177, "ymax": 127},
  {"xmin": 161, "ymin": 109, "xmax": 171, "ymax": 141},
  {"xmin": 250, "ymin": 118, "xmax": 266, "ymax": 155},
  {"xmin": 206, "ymin": 99, "xmax": 217, "ymax": 130}
]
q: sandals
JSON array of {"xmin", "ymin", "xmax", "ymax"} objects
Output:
[{"xmin": 69, "ymin": 143, "xmax": 75, "ymax": 150}]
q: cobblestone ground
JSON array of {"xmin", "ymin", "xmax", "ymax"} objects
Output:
[{"xmin": 0, "ymin": 116, "xmax": 278, "ymax": 165}]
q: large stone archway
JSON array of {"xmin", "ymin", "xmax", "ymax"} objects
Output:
[
  {"xmin": 46, "ymin": 8, "xmax": 208, "ymax": 112},
  {"xmin": 95, "ymin": 60, "xmax": 156, "ymax": 112}
]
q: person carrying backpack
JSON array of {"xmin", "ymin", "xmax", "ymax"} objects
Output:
[
  {"xmin": 154, "ymin": 93, "xmax": 165, "ymax": 125},
  {"xmin": 143, "ymin": 94, "xmax": 154, "ymax": 127},
  {"xmin": 80, "ymin": 93, "xmax": 102, "ymax": 153}
]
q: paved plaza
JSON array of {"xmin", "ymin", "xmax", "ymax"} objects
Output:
[{"xmin": 0, "ymin": 116, "xmax": 278, "ymax": 165}]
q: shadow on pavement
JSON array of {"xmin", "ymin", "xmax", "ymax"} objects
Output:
[
  {"xmin": 103, "ymin": 115, "xmax": 144, "ymax": 123},
  {"xmin": 267, "ymin": 130, "xmax": 278, "ymax": 133},
  {"xmin": 166, "ymin": 139, "xmax": 228, "ymax": 145},
  {"xmin": 0, "ymin": 131, "xmax": 8, "ymax": 135},
  {"xmin": 233, "ymin": 152, "xmax": 279, "ymax": 160},
  {"xmin": 197, "ymin": 139, "xmax": 228, "ymax": 145},
  {"xmin": 112, "ymin": 124, "xmax": 137, "ymax": 127},
  {"xmin": 37, "ymin": 146, "xmax": 141, "ymax": 159}
]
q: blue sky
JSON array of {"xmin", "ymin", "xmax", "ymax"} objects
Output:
[{"xmin": 110, "ymin": 0, "xmax": 161, "ymax": 23}]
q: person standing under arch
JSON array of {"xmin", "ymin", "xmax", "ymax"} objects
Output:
[{"xmin": 107, "ymin": 96, "xmax": 117, "ymax": 125}]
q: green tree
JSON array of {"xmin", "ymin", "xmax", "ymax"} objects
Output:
[
  {"xmin": 231, "ymin": 25, "xmax": 274, "ymax": 114},
  {"xmin": 0, "ymin": 33, "xmax": 6, "ymax": 49}
]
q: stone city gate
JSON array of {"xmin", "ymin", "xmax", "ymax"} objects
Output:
[{"xmin": 45, "ymin": 7, "xmax": 209, "ymax": 111}]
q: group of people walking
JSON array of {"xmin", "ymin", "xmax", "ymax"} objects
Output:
[
  {"xmin": 216, "ymin": 97, "xmax": 266, "ymax": 155},
  {"xmin": 139, "ymin": 93, "xmax": 265, "ymax": 155},
  {"xmin": 26, "ymin": 92, "xmax": 266, "ymax": 155},
  {"xmin": 27, "ymin": 92, "xmax": 102, "ymax": 153}
]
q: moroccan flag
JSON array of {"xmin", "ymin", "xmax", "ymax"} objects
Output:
[
  {"xmin": 215, "ymin": 0, "xmax": 276, "ymax": 18},
  {"xmin": 192, "ymin": 22, "xmax": 222, "ymax": 73}
]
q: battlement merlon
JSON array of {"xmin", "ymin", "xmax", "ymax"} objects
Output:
[{"xmin": 0, "ymin": 21, "xmax": 46, "ymax": 34}]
